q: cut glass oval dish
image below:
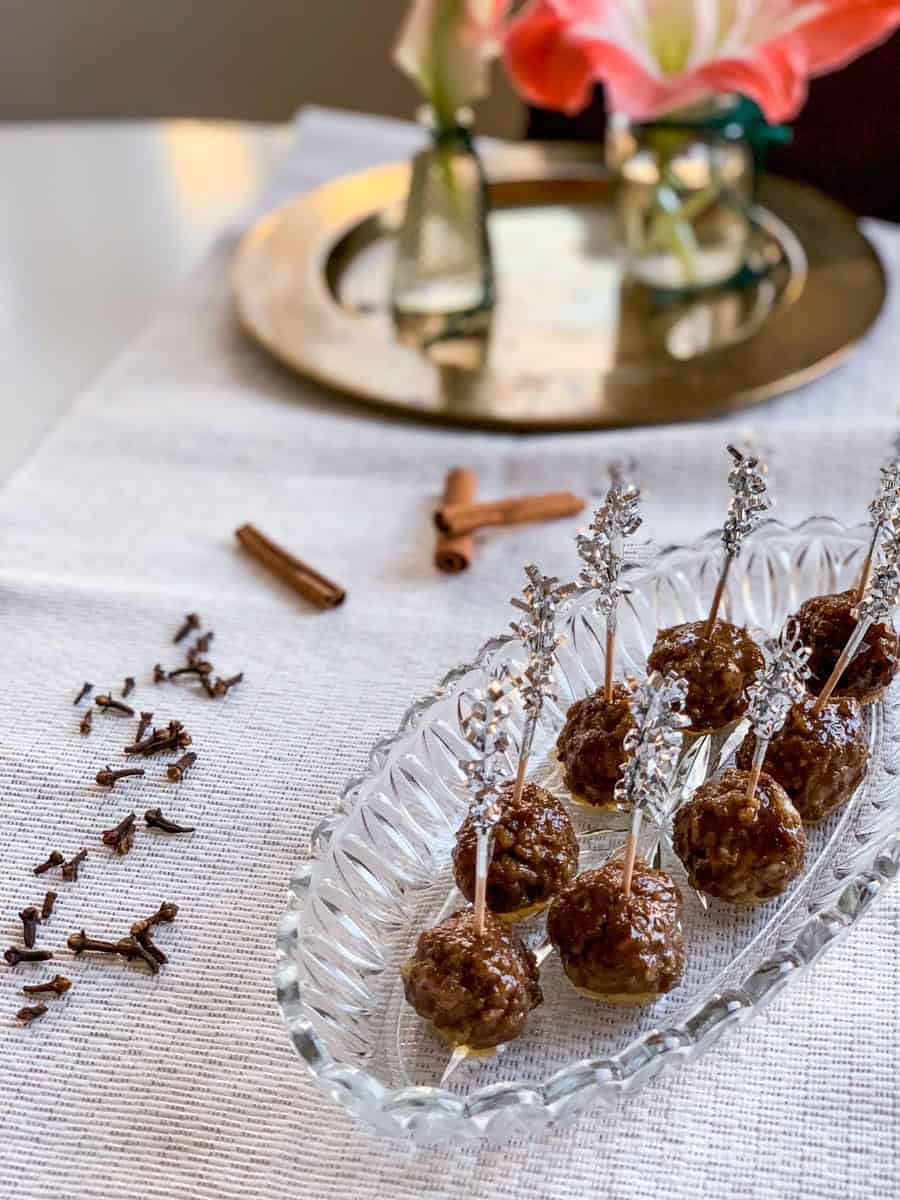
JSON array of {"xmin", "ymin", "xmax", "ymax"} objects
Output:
[{"xmin": 274, "ymin": 518, "xmax": 900, "ymax": 1143}]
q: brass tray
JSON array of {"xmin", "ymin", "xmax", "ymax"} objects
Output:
[{"xmin": 233, "ymin": 142, "xmax": 885, "ymax": 432}]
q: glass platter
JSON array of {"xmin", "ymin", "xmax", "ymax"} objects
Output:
[
  {"xmin": 274, "ymin": 518, "xmax": 900, "ymax": 1143},
  {"xmin": 233, "ymin": 143, "xmax": 885, "ymax": 431}
]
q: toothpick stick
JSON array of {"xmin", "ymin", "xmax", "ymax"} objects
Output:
[
  {"xmin": 473, "ymin": 829, "xmax": 492, "ymax": 938},
  {"xmin": 576, "ymin": 477, "xmax": 641, "ymax": 700},
  {"xmin": 810, "ymin": 619, "xmax": 871, "ymax": 717},
  {"xmin": 615, "ymin": 672, "xmax": 689, "ymax": 897},
  {"xmin": 705, "ymin": 446, "xmax": 770, "ymax": 639}
]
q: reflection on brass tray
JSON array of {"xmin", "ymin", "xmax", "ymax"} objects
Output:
[{"xmin": 232, "ymin": 143, "xmax": 885, "ymax": 431}]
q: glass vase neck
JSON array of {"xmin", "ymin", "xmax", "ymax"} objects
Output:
[{"xmin": 416, "ymin": 104, "xmax": 475, "ymax": 149}]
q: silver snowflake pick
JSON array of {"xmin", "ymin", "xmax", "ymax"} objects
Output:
[
  {"xmin": 459, "ymin": 661, "xmax": 516, "ymax": 827},
  {"xmin": 868, "ymin": 460, "xmax": 900, "ymax": 527},
  {"xmin": 746, "ymin": 621, "xmax": 811, "ymax": 746},
  {"xmin": 722, "ymin": 444, "xmax": 770, "ymax": 558},
  {"xmin": 854, "ymin": 529, "xmax": 900, "ymax": 627},
  {"xmin": 576, "ymin": 483, "xmax": 642, "ymax": 615},
  {"xmin": 616, "ymin": 671, "xmax": 690, "ymax": 894}
]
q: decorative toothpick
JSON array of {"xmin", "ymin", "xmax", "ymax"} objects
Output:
[
  {"xmin": 576, "ymin": 477, "xmax": 642, "ymax": 701},
  {"xmin": 743, "ymin": 621, "xmax": 811, "ymax": 812},
  {"xmin": 705, "ymin": 445, "xmax": 770, "ymax": 636},
  {"xmin": 459, "ymin": 662, "xmax": 516, "ymax": 936},
  {"xmin": 854, "ymin": 459, "xmax": 900, "ymax": 601},
  {"xmin": 509, "ymin": 565, "xmax": 570, "ymax": 805},
  {"xmin": 615, "ymin": 671, "xmax": 690, "ymax": 895},
  {"xmin": 813, "ymin": 530, "xmax": 900, "ymax": 716}
]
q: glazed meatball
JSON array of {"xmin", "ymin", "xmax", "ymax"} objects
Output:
[
  {"xmin": 547, "ymin": 859, "xmax": 685, "ymax": 1001},
  {"xmin": 402, "ymin": 908, "xmax": 542, "ymax": 1049},
  {"xmin": 736, "ymin": 694, "xmax": 869, "ymax": 823},
  {"xmin": 673, "ymin": 767, "xmax": 805, "ymax": 904},
  {"xmin": 556, "ymin": 682, "xmax": 635, "ymax": 808},
  {"xmin": 453, "ymin": 783, "xmax": 578, "ymax": 917},
  {"xmin": 791, "ymin": 590, "xmax": 899, "ymax": 704},
  {"xmin": 647, "ymin": 620, "xmax": 763, "ymax": 732}
]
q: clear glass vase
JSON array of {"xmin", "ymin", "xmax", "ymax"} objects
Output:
[
  {"xmin": 607, "ymin": 98, "xmax": 754, "ymax": 294},
  {"xmin": 390, "ymin": 108, "xmax": 494, "ymax": 358}
]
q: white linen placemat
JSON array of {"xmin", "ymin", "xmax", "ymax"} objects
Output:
[{"xmin": 1, "ymin": 107, "xmax": 898, "ymax": 1200}]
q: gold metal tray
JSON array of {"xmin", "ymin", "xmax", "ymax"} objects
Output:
[{"xmin": 233, "ymin": 142, "xmax": 885, "ymax": 431}]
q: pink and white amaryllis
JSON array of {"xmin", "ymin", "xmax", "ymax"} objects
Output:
[
  {"xmin": 503, "ymin": 1, "xmax": 900, "ymax": 122},
  {"xmin": 394, "ymin": 0, "xmax": 511, "ymax": 125}
]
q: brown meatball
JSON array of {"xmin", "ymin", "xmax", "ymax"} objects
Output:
[
  {"xmin": 453, "ymin": 783, "xmax": 578, "ymax": 917},
  {"xmin": 647, "ymin": 619, "xmax": 763, "ymax": 732},
  {"xmin": 673, "ymin": 767, "xmax": 805, "ymax": 904},
  {"xmin": 547, "ymin": 859, "xmax": 685, "ymax": 1001},
  {"xmin": 556, "ymin": 682, "xmax": 635, "ymax": 808},
  {"xmin": 736, "ymin": 694, "xmax": 869, "ymax": 823},
  {"xmin": 401, "ymin": 908, "xmax": 542, "ymax": 1049},
  {"xmin": 791, "ymin": 590, "xmax": 899, "ymax": 704}
]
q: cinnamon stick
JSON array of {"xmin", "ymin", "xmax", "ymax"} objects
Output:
[
  {"xmin": 434, "ymin": 467, "xmax": 478, "ymax": 573},
  {"xmin": 435, "ymin": 491, "xmax": 584, "ymax": 538},
  {"xmin": 235, "ymin": 524, "xmax": 346, "ymax": 610}
]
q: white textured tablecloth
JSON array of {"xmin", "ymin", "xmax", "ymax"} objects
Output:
[{"xmin": 2, "ymin": 108, "xmax": 899, "ymax": 1199}]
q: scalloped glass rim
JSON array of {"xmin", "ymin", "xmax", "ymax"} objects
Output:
[{"xmin": 274, "ymin": 516, "xmax": 900, "ymax": 1143}]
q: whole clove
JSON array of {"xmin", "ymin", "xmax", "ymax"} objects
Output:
[
  {"xmin": 134, "ymin": 930, "xmax": 168, "ymax": 965},
  {"xmin": 145, "ymin": 807, "xmax": 195, "ymax": 833},
  {"xmin": 125, "ymin": 725, "xmax": 191, "ymax": 757},
  {"xmin": 153, "ymin": 663, "xmax": 168, "ymax": 684},
  {"xmin": 136, "ymin": 711, "xmax": 153, "ymax": 742},
  {"xmin": 22, "ymin": 975, "xmax": 71, "ymax": 997},
  {"xmin": 73, "ymin": 682, "xmax": 93, "ymax": 706},
  {"xmin": 174, "ymin": 613, "xmax": 201, "ymax": 643},
  {"xmin": 165, "ymin": 753, "xmax": 197, "ymax": 784},
  {"xmin": 80, "ymin": 709, "xmax": 93, "ymax": 736},
  {"xmin": 17, "ymin": 1004, "xmax": 48, "ymax": 1024},
  {"xmin": 19, "ymin": 907, "xmax": 40, "ymax": 949},
  {"xmin": 95, "ymin": 693, "xmax": 135, "ymax": 717},
  {"xmin": 41, "ymin": 892, "xmax": 57, "ymax": 920},
  {"xmin": 5, "ymin": 947, "xmax": 53, "ymax": 966},
  {"xmin": 96, "ymin": 766, "xmax": 145, "ymax": 788},
  {"xmin": 116, "ymin": 935, "xmax": 160, "ymax": 974},
  {"xmin": 193, "ymin": 632, "xmax": 214, "ymax": 654},
  {"xmin": 122, "ymin": 676, "xmax": 135, "ymax": 698},
  {"xmin": 33, "ymin": 851, "xmax": 65, "ymax": 876},
  {"xmin": 67, "ymin": 930, "xmax": 122, "ymax": 956},
  {"xmin": 130, "ymin": 902, "xmax": 178, "ymax": 937},
  {"xmin": 100, "ymin": 812, "xmax": 137, "ymax": 856},
  {"xmin": 213, "ymin": 672, "xmax": 244, "ymax": 698},
  {"xmin": 169, "ymin": 663, "xmax": 213, "ymax": 679},
  {"xmin": 61, "ymin": 849, "xmax": 88, "ymax": 882}
]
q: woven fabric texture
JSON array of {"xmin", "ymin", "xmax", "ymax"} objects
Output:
[{"xmin": 1, "ymin": 108, "xmax": 898, "ymax": 1200}]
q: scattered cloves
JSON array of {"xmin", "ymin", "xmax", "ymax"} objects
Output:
[
  {"xmin": 116, "ymin": 935, "xmax": 160, "ymax": 974},
  {"xmin": 5, "ymin": 947, "xmax": 53, "ymax": 966},
  {"xmin": 153, "ymin": 664, "xmax": 168, "ymax": 684},
  {"xmin": 73, "ymin": 682, "xmax": 93, "ymax": 706},
  {"xmin": 95, "ymin": 693, "xmax": 135, "ymax": 717},
  {"xmin": 193, "ymin": 632, "xmax": 214, "ymax": 654},
  {"xmin": 130, "ymin": 902, "xmax": 178, "ymax": 937},
  {"xmin": 22, "ymin": 975, "xmax": 71, "ymax": 997},
  {"xmin": 213, "ymin": 672, "xmax": 244, "ymax": 698},
  {"xmin": 80, "ymin": 709, "xmax": 93, "ymax": 736},
  {"xmin": 17, "ymin": 1004, "xmax": 48, "ymax": 1024},
  {"xmin": 61, "ymin": 849, "xmax": 88, "ymax": 882},
  {"xmin": 33, "ymin": 851, "xmax": 65, "ymax": 876},
  {"xmin": 145, "ymin": 807, "xmax": 195, "ymax": 833},
  {"xmin": 134, "ymin": 930, "xmax": 168, "ymax": 965},
  {"xmin": 166, "ymin": 753, "xmax": 197, "ymax": 784},
  {"xmin": 174, "ymin": 613, "xmax": 201, "ymax": 643},
  {"xmin": 100, "ymin": 812, "xmax": 137, "ymax": 855},
  {"xmin": 122, "ymin": 676, "xmax": 135, "ymax": 698},
  {"xmin": 96, "ymin": 765, "xmax": 145, "ymax": 788},
  {"xmin": 124, "ymin": 726, "xmax": 191, "ymax": 757},
  {"xmin": 41, "ymin": 891, "xmax": 57, "ymax": 920},
  {"xmin": 136, "ymin": 711, "xmax": 153, "ymax": 741},
  {"xmin": 169, "ymin": 663, "xmax": 213, "ymax": 679},
  {"xmin": 19, "ymin": 907, "xmax": 40, "ymax": 949}
]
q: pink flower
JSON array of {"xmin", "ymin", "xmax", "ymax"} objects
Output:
[
  {"xmin": 503, "ymin": 1, "xmax": 900, "ymax": 122},
  {"xmin": 394, "ymin": 1, "xmax": 512, "ymax": 123}
]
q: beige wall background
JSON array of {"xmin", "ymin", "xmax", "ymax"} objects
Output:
[{"xmin": 0, "ymin": 0, "xmax": 524, "ymax": 135}]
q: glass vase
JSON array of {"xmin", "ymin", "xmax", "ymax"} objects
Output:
[
  {"xmin": 607, "ymin": 98, "xmax": 754, "ymax": 294},
  {"xmin": 390, "ymin": 108, "xmax": 494, "ymax": 359}
]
